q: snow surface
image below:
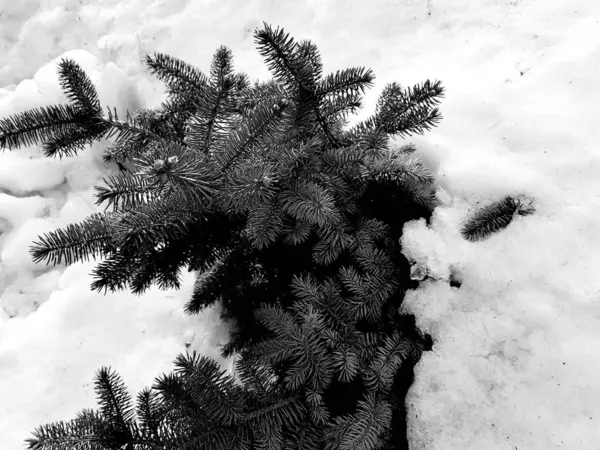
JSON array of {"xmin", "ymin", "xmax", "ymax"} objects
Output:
[{"xmin": 1, "ymin": 0, "xmax": 599, "ymax": 448}]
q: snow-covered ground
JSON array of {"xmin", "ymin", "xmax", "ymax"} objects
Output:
[{"xmin": 1, "ymin": 0, "xmax": 599, "ymax": 448}]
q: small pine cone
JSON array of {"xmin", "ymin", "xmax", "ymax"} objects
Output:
[{"xmin": 461, "ymin": 195, "xmax": 535, "ymax": 242}]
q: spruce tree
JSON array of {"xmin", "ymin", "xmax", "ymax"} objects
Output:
[{"xmin": 1, "ymin": 23, "xmax": 443, "ymax": 449}]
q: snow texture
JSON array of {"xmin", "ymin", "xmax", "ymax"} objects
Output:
[{"xmin": 1, "ymin": 0, "xmax": 599, "ymax": 448}]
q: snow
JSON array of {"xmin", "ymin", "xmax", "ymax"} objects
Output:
[{"xmin": 1, "ymin": 0, "xmax": 599, "ymax": 448}]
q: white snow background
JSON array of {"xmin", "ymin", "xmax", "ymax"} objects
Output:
[{"xmin": 1, "ymin": 0, "xmax": 599, "ymax": 448}]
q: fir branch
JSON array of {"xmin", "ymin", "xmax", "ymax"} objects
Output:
[
  {"xmin": 319, "ymin": 92, "xmax": 363, "ymax": 121},
  {"xmin": 30, "ymin": 212, "xmax": 116, "ymax": 266},
  {"xmin": 94, "ymin": 367, "xmax": 136, "ymax": 439},
  {"xmin": 133, "ymin": 141, "xmax": 221, "ymax": 205},
  {"xmin": 311, "ymin": 220, "xmax": 354, "ymax": 265},
  {"xmin": 327, "ymin": 392, "xmax": 392, "ymax": 450},
  {"xmin": 304, "ymin": 389, "xmax": 331, "ymax": 425},
  {"xmin": 136, "ymin": 388, "xmax": 167, "ymax": 440},
  {"xmin": 255, "ymin": 304, "xmax": 334, "ymax": 393},
  {"xmin": 183, "ymin": 46, "xmax": 245, "ymax": 155},
  {"xmin": 210, "ymin": 46, "xmax": 236, "ymax": 87},
  {"xmin": 461, "ymin": 195, "xmax": 535, "ymax": 242},
  {"xmin": 274, "ymin": 136, "xmax": 323, "ymax": 181},
  {"xmin": 112, "ymin": 196, "xmax": 194, "ymax": 254},
  {"xmin": 25, "ymin": 409, "xmax": 109, "ymax": 450},
  {"xmin": 184, "ymin": 101, "xmax": 242, "ymax": 159},
  {"xmin": 331, "ymin": 345, "xmax": 360, "ymax": 383},
  {"xmin": 185, "ymin": 260, "xmax": 228, "ymax": 314},
  {"xmin": 95, "ymin": 171, "xmax": 157, "ymax": 211},
  {"xmin": 102, "ymin": 135, "xmax": 150, "ymax": 166},
  {"xmin": 290, "ymin": 273, "xmax": 321, "ymax": 304},
  {"xmin": 219, "ymin": 161, "xmax": 279, "ymax": 214},
  {"xmin": 103, "ymin": 107, "xmax": 165, "ymax": 144},
  {"xmin": 254, "ymin": 23, "xmax": 304, "ymax": 90},
  {"xmin": 236, "ymin": 80, "xmax": 285, "ymax": 116},
  {"xmin": 317, "ymin": 67, "xmax": 375, "ymax": 99},
  {"xmin": 362, "ymin": 331, "xmax": 413, "ymax": 393},
  {"xmin": 233, "ymin": 352, "xmax": 281, "ymax": 399},
  {"xmin": 242, "ymin": 394, "xmax": 306, "ymax": 436},
  {"xmin": 145, "ymin": 52, "xmax": 209, "ymax": 93},
  {"xmin": 20, "ymin": 24, "xmax": 445, "ymax": 450},
  {"xmin": 354, "ymin": 245, "xmax": 396, "ymax": 279},
  {"xmin": 89, "ymin": 252, "xmax": 139, "ymax": 294},
  {"xmin": 399, "ymin": 177, "xmax": 439, "ymax": 210},
  {"xmin": 0, "ymin": 103, "xmax": 92, "ymax": 151},
  {"xmin": 158, "ymin": 93, "xmax": 199, "ymax": 124},
  {"xmin": 128, "ymin": 248, "xmax": 185, "ymax": 295},
  {"xmin": 281, "ymin": 218, "xmax": 313, "ymax": 246},
  {"xmin": 338, "ymin": 266, "xmax": 395, "ymax": 322},
  {"xmin": 172, "ymin": 352, "xmax": 245, "ymax": 427},
  {"xmin": 374, "ymin": 80, "xmax": 444, "ymax": 138},
  {"xmin": 218, "ymin": 97, "xmax": 289, "ymax": 172},
  {"xmin": 292, "ymin": 39, "xmax": 324, "ymax": 90},
  {"xmin": 41, "ymin": 123, "xmax": 107, "ymax": 158},
  {"xmin": 283, "ymin": 420, "xmax": 323, "ymax": 450},
  {"xmin": 280, "ymin": 180, "xmax": 341, "ymax": 229},
  {"xmin": 254, "ymin": 304, "xmax": 300, "ymax": 344},
  {"xmin": 57, "ymin": 58, "xmax": 102, "ymax": 114},
  {"xmin": 244, "ymin": 197, "xmax": 285, "ymax": 250},
  {"xmin": 153, "ymin": 372, "xmax": 206, "ymax": 420},
  {"xmin": 319, "ymin": 146, "xmax": 366, "ymax": 184},
  {"xmin": 370, "ymin": 152, "xmax": 436, "ymax": 187},
  {"xmin": 354, "ymin": 217, "xmax": 390, "ymax": 248},
  {"xmin": 344, "ymin": 123, "xmax": 390, "ymax": 160}
]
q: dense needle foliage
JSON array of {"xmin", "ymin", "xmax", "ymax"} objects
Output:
[{"xmin": 0, "ymin": 23, "xmax": 444, "ymax": 450}]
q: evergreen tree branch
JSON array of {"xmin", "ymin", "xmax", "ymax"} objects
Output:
[
  {"xmin": 26, "ymin": 409, "xmax": 109, "ymax": 450},
  {"xmin": 94, "ymin": 367, "xmax": 136, "ymax": 441},
  {"xmin": 330, "ymin": 392, "xmax": 392, "ymax": 450},
  {"xmin": 171, "ymin": 352, "xmax": 245, "ymax": 426},
  {"xmin": 362, "ymin": 331, "xmax": 413, "ymax": 393},
  {"xmin": 95, "ymin": 171, "xmax": 157, "ymax": 211},
  {"xmin": 317, "ymin": 67, "xmax": 375, "ymax": 99},
  {"xmin": 89, "ymin": 252, "xmax": 139, "ymax": 294},
  {"xmin": 102, "ymin": 135, "xmax": 150, "ymax": 167},
  {"xmin": 184, "ymin": 46, "xmax": 244, "ymax": 155},
  {"xmin": 218, "ymin": 97, "xmax": 289, "ymax": 172},
  {"xmin": 145, "ymin": 52, "xmax": 209, "ymax": 93},
  {"xmin": 280, "ymin": 180, "xmax": 341, "ymax": 229},
  {"xmin": 254, "ymin": 23, "xmax": 305, "ymax": 91},
  {"xmin": 57, "ymin": 58, "xmax": 102, "ymax": 114},
  {"xmin": 0, "ymin": 103, "xmax": 94, "ymax": 151},
  {"xmin": 133, "ymin": 141, "xmax": 221, "ymax": 206},
  {"xmin": 111, "ymin": 196, "xmax": 195, "ymax": 254},
  {"xmin": 136, "ymin": 387, "xmax": 167, "ymax": 441},
  {"xmin": 461, "ymin": 194, "xmax": 535, "ymax": 241},
  {"xmin": 244, "ymin": 196, "xmax": 285, "ymax": 250},
  {"xmin": 219, "ymin": 161, "xmax": 279, "ymax": 214},
  {"xmin": 41, "ymin": 123, "xmax": 106, "ymax": 158},
  {"xmin": 19, "ymin": 23, "xmax": 445, "ymax": 450},
  {"xmin": 374, "ymin": 80, "xmax": 444, "ymax": 138},
  {"xmin": 30, "ymin": 212, "xmax": 116, "ymax": 266},
  {"xmin": 102, "ymin": 107, "xmax": 165, "ymax": 144},
  {"xmin": 127, "ymin": 246, "xmax": 186, "ymax": 295}
]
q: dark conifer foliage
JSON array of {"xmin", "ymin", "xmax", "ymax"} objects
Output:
[
  {"xmin": 461, "ymin": 195, "xmax": 535, "ymax": 242},
  {"xmin": 1, "ymin": 23, "xmax": 445, "ymax": 450}
]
